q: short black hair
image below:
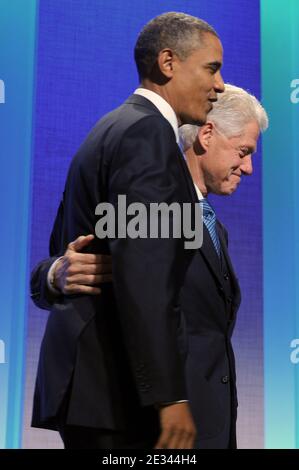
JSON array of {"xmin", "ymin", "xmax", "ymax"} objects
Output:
[{"xmin": 134, "ymin": 12, "xmax": 218, "ymax": 80}]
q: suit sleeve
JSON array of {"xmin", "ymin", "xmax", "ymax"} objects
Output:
[
  {"xmin": 30, "ymin": 200, "xmax": 65, "ymax": 310},
  {"xmin": 107, "ymin": 116, "xmax": 191, "ymax": 406},
  {"xmin": 30, "ymin": 256, "xmax": 62, "ymax": 310}
]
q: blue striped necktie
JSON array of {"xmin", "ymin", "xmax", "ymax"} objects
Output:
[{"xmin": 199, "ymin": 198, "xmax": 221, "ymax": 257}]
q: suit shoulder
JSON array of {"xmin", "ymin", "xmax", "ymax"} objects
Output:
[
  {"xmin": 67, "ymin": 102, "xmax": 177, "ymax": 173},
  {"xmin": 97, "ymin": 102, "xmax": 174, "ymax": 140}
]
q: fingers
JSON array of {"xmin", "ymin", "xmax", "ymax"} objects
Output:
[
  {"xmin": 62, "ymin": 258, "xmax": 112, "ymax": 276},
  {"xmin": 154, "ymin": 429, "xmax": 194, "ymax": 449},
  {"xmin": 65, "ymin": 273, "xmax": 113, "ymax": 286},
  {"xmin": 154, "ymin": 403, "xmax": 196, "ymax": 450},
  {"xmin": 68, "ymin": 234, "xmax": 95, "ymax": 252},
  {"xmin": 53, "ymin": 236, "xmax": 113, "ymax": 294},
  {"xmin": 167, "ymin": 430, "xmax": 186, "ymax": 449},
  {"xmin": 175, "ymin": 430, "xmax": 195, "ymax": 449},
  {"xmin": 154, "ymin": 428, "xmax": 183, "ymax": 449},
  {"xmin": 64, "ymin": 284, "xmax": 102, "ymax": 295},
  {"xmin": 70, "ymin": 252, "xmax": 112, "ymax": 265},
  {"xmin": 67, "ymin": 235, "xmax": 112, "ymax": 264},
  {"xmin": 54, "ymin": 262, "xmax": 112, "ymax": 293},
  {"xmin": 154, "ymin": 428, "xmax": 171, "ymax": 449},
  {"xmin": 64, "ymin": 251, "xmax": 112, "ymax": 267}
]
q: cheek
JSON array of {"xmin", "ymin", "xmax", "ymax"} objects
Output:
[
  {"xmin": 188, "ymin": 72, "xmax": 208, "ymax": 95},
  {"xmin": 220, "ymin": 176, "xmax": 240, "ymax": 194},
  {"xmin": 205, "ymin": 165, "xmax": 225, "ymax": 186},
  {"xmin": 203, "ymin": 154, "xmax": 230, "ymax": 181},
  {"xmin": 214, "ymin": 159, "xmax": 231, "ymax": 179},
  {"xmin": 216, "ymin": 178, "xmax": 239, "ymax": 195}
]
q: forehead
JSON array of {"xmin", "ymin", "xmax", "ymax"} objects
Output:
[
  {"xmin": 239, "ymin": 121, "xmax": 260, "ymax": 144},
  {"xmin": 230, "ymin": 121, "xmax": 260, "ymax": 152},
  {"xmin": 192, "ymin": 33, "xmax": 223, "ymax": 61}
]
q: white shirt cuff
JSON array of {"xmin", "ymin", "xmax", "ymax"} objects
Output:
[
  {"xmin": 47, "ymin": 257, "xmax": 64, "ymax": 295},
  {"xmin": 160, "ymin": 400, "xmax": 188, "ymax": 406}
]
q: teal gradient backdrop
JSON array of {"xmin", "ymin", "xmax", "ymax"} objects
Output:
[
  {"xmin": 0, "ymin": 0, "xmax": 38, "ymax": 448},
  {"xmin": 261, "ymin": 0, "xmax": 299, "ymax": 449}
]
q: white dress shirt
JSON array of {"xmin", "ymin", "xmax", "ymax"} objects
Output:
[
  {"xmin": 194, "ymin": 184, "xmax": 204, "ymax": 201},
  {"xmin": 133, "ymin": 87, "xmax": 180, "ymax": 144}
]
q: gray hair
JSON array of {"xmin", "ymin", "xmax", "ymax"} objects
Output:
[
  {"xmin": 179, "ymin": 83, "xmax": 269, "ymax": 150},
  {"xmin": 134, "ymin": 12, "xmax": 218, "ymax": 79}
]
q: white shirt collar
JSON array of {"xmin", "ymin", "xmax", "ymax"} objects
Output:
[
  {"xmin": 134, "ymin": 88, "xmax": 204, "ymax": 201},
  {"xmin": 194, "ymin": 184, "xmax": 204, "ymax": 201},
  {"xmin": 134, "ymin": 88, "xmax": 179, "ymax": 144}
]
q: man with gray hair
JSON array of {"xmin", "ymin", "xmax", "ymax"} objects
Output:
[
  {"xmin": 181, "ymin": 83, "xmax": 268, "ymax": 195},
  {"xmin": 31, "ymin": 12, "xmax": 224, "ymax": 449},
  {"xmin": 31, "ymin": 84, "xmax": 268, "ymax": 448},
  {"xmin": 178, "ymin": 84, "xmax": 268, "ymax": 448}
]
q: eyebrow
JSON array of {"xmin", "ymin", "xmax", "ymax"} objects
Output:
[
  {"xmin": 206, "ymin": 61, "xmax": 222, "ymax": 71},
  {"xmin": 241, "ymin": 145, "xmax": 257, "ymax": 155}
]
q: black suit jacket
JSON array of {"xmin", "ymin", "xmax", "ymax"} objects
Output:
[
  {"xmin": 181, "ymin": 220, "xmax": 241, "ymax": 447},
  {"xmin": 31, "ymin": 94, "xmax": 198, "ymax": 431},
  {"xmin": 32, "ymin": 217, "xmax": 241, "ymax": 447}
]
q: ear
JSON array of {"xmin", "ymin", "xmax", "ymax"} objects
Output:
[
  {"xmin": 198, "ymin": 121, "xmax": 214, "ymax": 151},
  {"xmin": 157, "ymin": 49, "xmax": 177, "ymax": 78}
]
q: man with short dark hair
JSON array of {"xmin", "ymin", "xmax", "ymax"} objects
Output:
[{"xmin": 31, "ymin": 12, "xmax": 224, "ymax": 449}]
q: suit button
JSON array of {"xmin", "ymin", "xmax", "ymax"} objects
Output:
[
  {"xmin": 227, "ymin": 296, "xmax": 232, "ymax": 303},
  {"xmin": 224, "ymin": 273, "xmax": 229, "ymax": 281},
  {"xmin": 221, "ymin": 375, "xmax": 229, "ymax": 384}
]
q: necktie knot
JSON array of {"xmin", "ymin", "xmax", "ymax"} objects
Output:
[
  {"xmin": 200, "ymin": 199, "xmax": 217, "ymax": 225},
  {"xmin": 200, "ymin": 199, "xmax": 215, "ymax": 218},
  {"xmin": 199, "ymin": 198, "xmax": 220, "ymax": 257}
]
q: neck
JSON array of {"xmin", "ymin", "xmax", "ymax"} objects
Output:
[
  {"xmin": 139, "ymin": 80, "xmax": 182, "ymax": 125},
  {"xmin": 185, "ymin": 146, "xmax": 208, "ymax": 197}
]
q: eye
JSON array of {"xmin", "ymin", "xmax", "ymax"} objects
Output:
[
  {"xmin": 239, "ymin": 147, "xmax": 249, "ymax": 157},
  {"xmin": 207, "ymin": 65, "xmax": 218, "ymax": 74}
]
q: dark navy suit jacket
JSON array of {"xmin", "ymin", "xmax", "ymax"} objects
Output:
[
  {"xmin": 182, "ymin": 220, "xmax": 241, "ymax": 447},
  {"xmin": 31, "ymin": 95, "xmax": 199, "ymax": 433}
]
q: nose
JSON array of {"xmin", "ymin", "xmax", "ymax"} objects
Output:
[
  {"xmin": 214, "ymin": 70, "xmax": 225, "ymax": 94},
  {"xmin": 240, "ymin": 155, "xmax": 253, "ymax": 175}
]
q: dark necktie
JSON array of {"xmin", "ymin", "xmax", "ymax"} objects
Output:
[{"xmin": 199, "ymin": 198, "xmax": 221, "ymax": 256}]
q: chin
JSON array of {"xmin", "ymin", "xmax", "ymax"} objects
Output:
[
  {"xmin": 194, "ymin": 113, "xmax": 207, "ymax": 126},
  {"xmin": 181, "ymin": 112, "xmax": 207, "ymax": 126},
  {"xmin": 219, "ymin": 187, "xmax": 237, "ymax": 196},
  {"xmin": 227, "ymin": 186, "xmax": 238, "ymax": 195}
]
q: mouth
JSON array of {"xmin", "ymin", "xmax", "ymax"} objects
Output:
[
  {"xmin": 208, "ymin": 97, "xmax": 217, "ymax": 110},
  {"xmin": 232, "ymin": 174, "xmax": 241, "ymax": 183}
]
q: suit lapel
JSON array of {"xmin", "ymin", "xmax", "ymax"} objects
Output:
[
  {"xmin": 199, "ymin": 225, "xmax": 224, "ymax": 289},
  {"xmin": 217, "ymin": 225, "xmax": 241, "ymax": 310},
  {"xmin": 199, "ymin": 219, "xmax": 241, "ymax": 312}
]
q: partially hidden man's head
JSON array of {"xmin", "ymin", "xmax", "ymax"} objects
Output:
[
  {"xmin": 134, "ymin": 12, "xmax": 225, "ymax": 126},
  {"xmin": 179, "ymin": 84, "xmax": 269, "ymax": 196}
]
